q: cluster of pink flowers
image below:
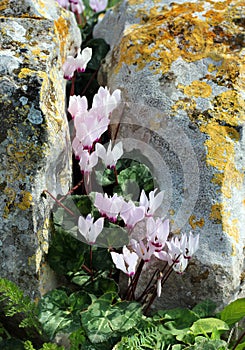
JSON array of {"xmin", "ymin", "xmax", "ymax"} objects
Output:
[
  {"xmin": 57, "ymin": 0, "xmax": 108, "ymax": 14},
  {"xmin": 68, "ymin": 86, "xmax": 121, "ymax": 173},
  {"xmin": 62, "ymin": 45, "xmax": 199, "ymax": 301}
]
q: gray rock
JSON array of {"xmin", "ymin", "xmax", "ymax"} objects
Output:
[
  {"xmin": 0, "ymin": 0, "xmax": 81, "ymax": 298},
  {"xmin": 94, "ymin": 0, "xmax": 245, "ymax": 309}
]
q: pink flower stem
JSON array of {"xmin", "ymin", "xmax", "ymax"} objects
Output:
[{"xmin": 42, "ymin": 190, "xmax": 76, "ymax": 217}]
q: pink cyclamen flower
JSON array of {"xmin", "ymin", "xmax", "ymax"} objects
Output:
[
  {"xmin": 75, "ymin": 110, "xmax": 110, "ymax": 150},
  {"xmin": 130, "ymin": 239, "xmax": 155, "ymax": 262},
  {"xmin": 72, "ymin": 136, "xmax": 84, "ymax": 160},
  {"xmin": 140, "ymin": 188, "xmax": 164, "ymax": 216},
  {"xmin": 111, "ymin": 246, "xmax": 139, "ymax": 276},
  {"xmin": 180, "ymin": 232, "xmax": 199, "ymax": 259},
  {"xmin": 63, "ymin": 47, "xmax": 92, "ymax": 80},
  {"xmin": 70, "ymin": 0, "xmax": 85, "ymax": 13},
  {"xmin": 89, "ymin": 0, "xmax": 108, "ymax": 12},
  {"xmin": 146, "ymin": 217, "xmax": 169, "ymax": 252},
  {"xmin": 94, "ymin": 192, "xmax": 125, "ymax": 222},
  {"xmin": 95, "ymin": 141, "xmax": 123, "ymax": 168},
  {"xmin": 120, "ymin": 201, "xmax": 145, "ymax": 229},
  {"xmin": 78, "ymin": 149, "xmax": 98, "ymax": 173},
  {"xmin": 78, "ymin": 214, "xmax": 104, "ymax": 244},
  {"xmin": 68, "ymin": 95, "xmax": 88, "ymax": 119},
  {"xmin": 57, "ymin": 0, "xmax": 70, "ymax": 9},
  {"xmin": 92, "ymin": 86, "xmax": 121, "ymax": 120}
]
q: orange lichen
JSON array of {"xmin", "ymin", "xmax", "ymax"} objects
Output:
[
  {"xmin": 189, "ymin": 215, "xmax": 205, "ymax": 229},
  {"xmin": 184, "ymin": 81, "xmax": 212, "ymax": 98},
  {"xmin": 54, "ymin": 16, "xmax": 70, "ymax": 63}
]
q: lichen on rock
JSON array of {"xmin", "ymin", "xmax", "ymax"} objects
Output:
[
  {"xmin": 94, "ymin": 0, "xmax": 245, "ymax": 309},
  {"xmin": 0, "ymin": 0, "xmax": 81, "ymax": 298}
]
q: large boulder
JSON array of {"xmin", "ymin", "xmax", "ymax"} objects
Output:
[
  {"xmin": 0, "ymin": 0, "xmax": 80, "ymax": 298},
  {"xmin": 94, "ymin": 0, "xmax": 245, "ymax": 309}
]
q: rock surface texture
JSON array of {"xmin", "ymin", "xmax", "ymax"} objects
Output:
[
  {"xmin": 94, "ymin": 0, "xmax": 245, "ymax": 309},
  {"xmin": 0, "ymin": 0, "xmax": 80, "ymax": 298}
]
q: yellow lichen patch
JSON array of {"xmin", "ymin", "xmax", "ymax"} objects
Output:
[
  {"xmin": 189, "ymin": 215, "xmax": 205, "ymax": 229},
  {"xmin": 17, "ymin": 191, "xmax": 33, "ymax": 210},
  {"xmin": 0, "ymin": 0, "xmax": 9, "ymax": 11},
  {"xmin": 184, "ymin": 81, "xmax": 212, "ymax": 98},
  {"xmin": 54, "ymin": 16, "xmax": 69, "ymax": 62},
  {"xmin": 18, "ymin": 67, "xmax": 47, "ymax": 81},
  {"xmin": 210, "ymin": 204, "xmax": 223, "ymax": 223},
  {"xmin": 200, "ymin": 121, "xmax": 239, "ymax": 172},
  {"xmin": 114, "ymin": 2, "xmax": 220, "ymax": 74},
  {"xmin": 211, "ymin": 90, "xmax": 245, "ymax": 126}
]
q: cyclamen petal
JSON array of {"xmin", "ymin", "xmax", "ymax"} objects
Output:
[
  {"xmin": 57, "ymin": 0, "xmax": 70, "ymax": 9},
  {"xmin": 120, "ymin": 201, "xmax": 145, "ymax": 229},
  {"xmin": 79, "ymin": 150, "xmax": 98, "ymax": 173},
  {"xmin": 94, "ymin": 193, "xmax": 125, "ymax": 222},
  {"xmin": 92, "ymin": 86, "xmax": 121, "ymax": 120},
  {"xmin": 111, "ymin": 246, "xmax": 138, "ymax": 276},
  {"xmin": 68, "ymin": 95, "xmax": 88, "ymax": 119},
  {"xmin": 70, "ymin": 0, "xmax": 85, "ymax": 13},
  {"xmin": 89, "ymin": 0, "xmax": 108, "ymax": 12},
  {"xmin": 140, "ymin": 188, "xmax": 164, "ymax": 216},
  {"xmin": 76, "ymin": 47, "xmax": 92, "ymax": 72},
  {"xmin": 62, "ymin": 56, "xmax": 77, "ymax": 79},
  {"xmin": 78, "ymin": 214, "xmax": 104, "ymax": 244},
  {"xmin": 95, "ymin": 141, "xmax": 123, "ymax": 168},
  {"xmin": 62, "ymin": 47, "xmax": 92, "ymax": 80},
  {"xmin": 130, "ymin": 239, "xmax": 155, "ymax": 262}
]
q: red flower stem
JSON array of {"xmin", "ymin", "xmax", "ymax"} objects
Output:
[
  {"xmin": 125, "ymin": 259, "xmax": 145, "ymax": 300},
  {"xmin": 90, "ymin": 246, "xmax": 93, "ymax": 278},
  {"xmin": 43, "ymin": 190, "xmax": 76, "ymax": 217},
  {"xmin": 114, "ymin": 167, "xmax": 118, "ymax": 186},
  {"xmin": 70, "ymin": 72, "xmax": 76, "ymax": 97},
  {"xmin": 232, "ymin": 329, "xmax": 245, "ymax": 350},
  {"xmin": 81, "ymin": 264, "xmax": 93, "ymax": 275},
  {"xmin": 59, "ymin": 179, "xmax": 84, "ymax": 202},
  {"xmin": 136, "ymin": 268, "xmax": 160, "ymax": 302},
  {"xmin": 81, "ymin": 69, "xmax": 99, "ymax": 96},
  {"xmin": 75, "ymin": 11, "xmax": 82, "ymax": 26}
]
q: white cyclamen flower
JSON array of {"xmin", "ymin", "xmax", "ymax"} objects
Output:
[
  {"xmin": 111, "ymin": 246, "xmax": 139, "ymax": 276},
  {"xmin": 78, "ymin": 214, "xmax": 104, "ymax": 244},
  {"xmin": 95, "ymin": 141, "xmax": 123, "ymax": 168}
]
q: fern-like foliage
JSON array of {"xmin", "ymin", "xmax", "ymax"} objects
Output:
[
  {"xmin": 0, "ymin": 278, "xmax": 41, "ymax": 334},
  {"xmin": 113, "ymin": 323, "xmax": 169, "ymax": 350}
]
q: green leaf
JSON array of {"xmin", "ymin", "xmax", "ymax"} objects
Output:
[
  {"xmin": 117, "ymin": 163, "xmax": 154, "ymax": 200},
  {"xmin": 0, "ymin": 339, "xmax": 25, "ymax": 350},
  {"xmin": 47, "ymin": 226, "xmax": 87, "ymax": 275},
  {"xmin": 153, "ymin": 307, "xmax": 199, "ymax": 329},
  {"xmin": 192, "ymin": 300, "xmax": 216, "ymax": 318},
  {"xmin": 38, "ymin": 289, "xmax": 91, "ymax": 339},
  {"xmin": 219, "ymin": 298, "xmax": 245, "ymax": 326},
  {"xmin": 86, "ymin": 38, "xmax": 110, "ymax": 71},
  {"xmin": 185, "ymin": 337, "xmax": 228, "ymax": 349},
  {"xmin": 235, "ymin": 342, "xmax": 245, "ymax": 350},
  {"xmin": 69, "ymin": 328, "xmax": 87, "ymax": 350},
  {"xmin": 95, "ymin": 223, "xmax": 129, "ymax": 248},
  {"xmin": 190, "ymin": 318, "xmax": 229, "ymax": 336},
  {"xmin": 81, "ymin": 293, "xmax": 142, "ymax": 343}
]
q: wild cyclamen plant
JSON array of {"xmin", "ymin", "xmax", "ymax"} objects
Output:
[{"xmin": 46, "ymin": 46, "xmax": 200, "ymax": 314}]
